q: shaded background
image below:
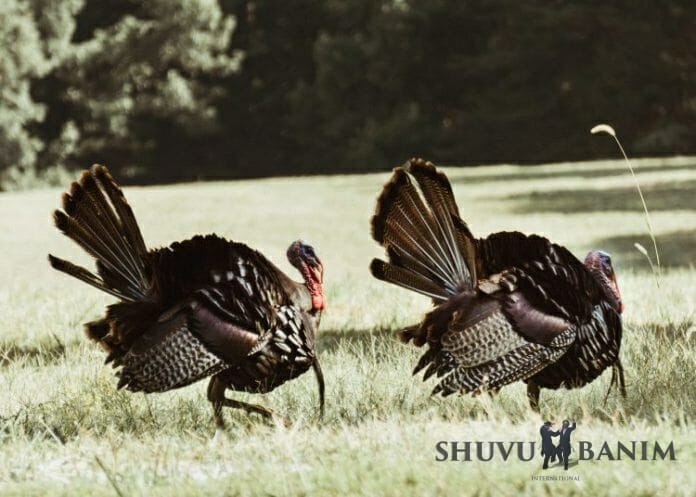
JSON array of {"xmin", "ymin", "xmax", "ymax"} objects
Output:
[{"xmin": 1, "ymin": 0, "xmax": 695, "ymax": 187}]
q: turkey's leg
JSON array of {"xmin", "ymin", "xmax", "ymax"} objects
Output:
[
  {"xmin": 527, "ymin": 381, "xmax": 540, "ymax": 412},
  {"xmin": 313, "ymin": 358, "xmax": 325, "ymax": 418},
  {"xmin": 207, "ymin": 376, "xmax": 274, "ymax": 431},
  {"xmin": 207, "ymin": 375, "xmax": 228, "ymax": 430}
]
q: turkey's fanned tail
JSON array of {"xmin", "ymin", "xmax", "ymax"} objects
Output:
[
  {"xmin": 49, "ymin": 164, "xmax": 151, "ymax": 303},
  {"xmin": 370, "ymin": 158, "xmax": 476, "ymax": 300}
]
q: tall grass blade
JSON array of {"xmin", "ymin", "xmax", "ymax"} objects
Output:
[{"xmin": 591, "ymin": 124, "xmax": 661, "ymax": 285}]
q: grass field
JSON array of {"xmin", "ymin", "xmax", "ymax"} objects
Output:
[{"xmin": 1, "ymin": 157, "xmax": 695, "ymax": 496}]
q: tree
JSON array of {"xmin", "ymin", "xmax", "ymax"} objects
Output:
[
  {"xmin": 0, "ymin": 0, "xmax": 85, "ymax": 187},
  {"xmin": 216, "ymin": 0, "xmax": 326, "ymax": 176},
  {"xmin": 0, "ymin": 0, "xmax": 49, "ymax": 177},
  {"xmin": 41, "ymin": 0, "xmax": 239, "ymax": 181},
  {"xmin": 3, "ymin": 0, "xmax": 695, "ymax": 186}
]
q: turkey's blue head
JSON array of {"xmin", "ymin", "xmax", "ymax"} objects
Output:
[
  {"xmin": 287, "ymin": 240, "xmax": 325, "ymax": 312},
  {"xmin": 585, "ymin": 250, "xmax": 623, "ymax": 313}
]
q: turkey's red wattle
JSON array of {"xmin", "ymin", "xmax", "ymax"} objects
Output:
[
  {"xmin": 302, "ymin": 263, "xmax": 325, "ymax": 311},
  {"xmin": 312, "ymin": 287, "xmax": 325, "ymax": 311}
]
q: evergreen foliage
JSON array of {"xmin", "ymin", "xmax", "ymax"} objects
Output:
[{"xmin": 1, "ymin": 0, "xmax": 694, "ymax": 186}]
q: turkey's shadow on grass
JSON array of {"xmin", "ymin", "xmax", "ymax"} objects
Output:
[
  {"xmin": 506, "ymin": 179, "xmax": 696, "ymax": 213},
  {"xmin": 450, "ymin": 163, "xmax": 696, "ymax": 185},
  {"xmin": 592, "ymin": 230, "xmax": 696, "ymax": 271},
  {"xmin": 317, "ymin": 327, "xmax": 402, "ymax": 354}
]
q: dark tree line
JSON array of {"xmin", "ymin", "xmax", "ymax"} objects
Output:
[{"xmin": 1, "ymin": 0, "xmax": 694, "ymax": 186}]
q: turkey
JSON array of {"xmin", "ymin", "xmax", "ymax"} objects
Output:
[
  {"xmin": 49, "ymin": 165, "xmax": 325, "ymax": 429},
  {"xmin": 370, "ymin": 158, "xmax": 625, "ymax": 409}
]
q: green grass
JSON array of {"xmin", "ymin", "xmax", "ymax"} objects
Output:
[{"xmin": 1, "ymin": 157, "xmax": 695, "ymax": 496}]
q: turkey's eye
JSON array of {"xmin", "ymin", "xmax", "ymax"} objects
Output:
[
  {"xmin": 597, "ymin": 251, "xmax": 612, "ymax": 268},
  {"xmin": 303, "ymin": 245, "xmax": 318, "ymax": 261}
]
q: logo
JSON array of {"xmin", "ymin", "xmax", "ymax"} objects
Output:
[
  {"xmin": 434, "ymin": 419, "xmax": 676, "ymax": 473},
  {"xmin": 540, "ymin": 419, "xmax": 576, "ymax": 470}
]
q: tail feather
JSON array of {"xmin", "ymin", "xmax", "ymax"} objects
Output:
[
  {"xmin": 408, "ymin": 159, "xmax": 474, "ymax": 285},
  {"xmin": 372, "ymin": 168, "xmax": 461, "ymax": 295},
  {"xmin": 93, "ymin": 166, "xmax": 149, "ymax": 276},
  {"xmin": 64, "ymin": 168, "xmax": 147, "ymax": 289},
  {"xmin": 408, "ymin": 159, "xmax": 460, "ymax": 217},
  {"xmin": 378, "ymin": 210, "xmax": 459, "ymax": 294},
  {"xmin": 371, "ymin": 158, "xmax": 477, "ymax": 299},
  {"xmin": 48, "ymin": 254, "xmax": 132, "ymax": 301},
  {"xmin": 50, "ymin": 165, "xmax": 150, "ymax": 302},
  {"xmin": 370, "ymin": 259, "xmax": 449, "ymax": 300},
  {"xmin": 385, "ymin": 245, "xmax": 451, "ymax": 292},
  {"xmin": 384, "ymin": 170, "xmax": 464, "ymax": 287},
  {"xmin": 52, "ymin": 210, "xmax": 142, "ymax": 298},
  {"xmin": 452, "ymin": 215, "xmax": 479, "ymax": 286}
]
